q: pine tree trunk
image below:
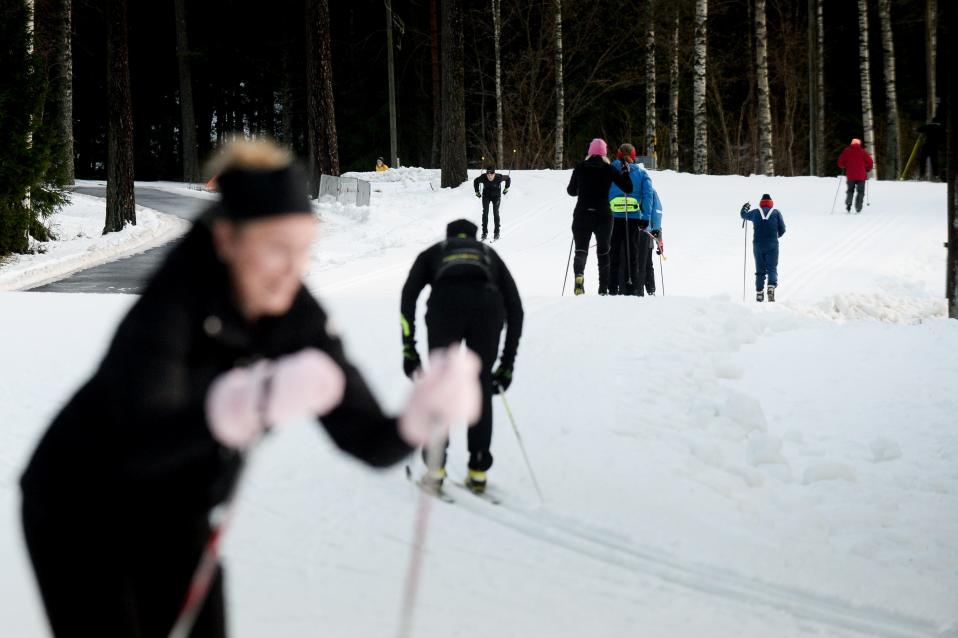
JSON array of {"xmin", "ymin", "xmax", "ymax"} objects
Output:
[
  {"xmin": 693, "ymin": 0, "xmax": 708, "ymax": 174},
  {"xmin": 857, "ymin": 0, "xmax": 877, "ymax": 178},
  {"xmin": 34, "ymin": 0, "xmax": 74, "ymax": 184},
  {"xmin": 440, "ymin": 0, "xmax": 467, "ymax": 188},
  {"xmin": 815, "ymin": 0, "xmax": 825, "ymax": 175},
  {"xmin": 669, "ymin": 10, "xmax": 679, "ymax": 172},
  {"xmin": 104, "ymin": 0, "xmax": 135, "ymax": 233},
  {"xmin": 877, "ymin": 0, "xmax": 900, "ymax": 179},
  {"xmin": 385, "ymin": 0, "xmax": 398, "ymax": 167},
  {"xmin": 755, "ymin": 0, "xmax": 774, "ymax": 175},
  {"xmin": 554, "ymin": 0, "xmax": 565, "ymax": 169},
  {"xmin": 305, "ymin": 0, "xmax": 339, "ymax": 195},
  {"xmin": 173, "ymin": 0, "xmax": 199, "ymax": 182},
  {"xmin": 926, "ymin": 0, "xmax": 936, "ymax": 121},
  {"xmin": 645, "ymin": 0, "xmax": 656, "ymax": 162},
  {"xmin": 429, "ymin": 0, "xmax": 441, "ymax": 168},
  {"xmin": 492, "ymin": 0, "xmax": 503, "ymax": 167}
]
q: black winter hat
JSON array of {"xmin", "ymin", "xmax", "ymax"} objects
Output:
[
  {"xmin": 214, "ymin": 164, "xmax": 312, "ymax": 221},
  {"xmin": 446, "ymin": 218, "xmax": 478, "ymax": 239},
  {"xmin": 486, "ymin": 166, "xmax": 496, "ymax": 174}
]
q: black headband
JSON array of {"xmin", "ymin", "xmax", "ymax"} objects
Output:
[{"xmin": 214, "ymin": 164, "xmax": 312, "ymax": 221}]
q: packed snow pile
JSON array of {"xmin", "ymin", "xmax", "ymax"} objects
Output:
[
  {"xmin": 0, "ymin": 193, "xmax": 188, "ymax": 291},
  {"xmin": 1, "ymin": 168, "xmax": 954, "ymax": 637},
  {"xmin": 343, "ymin": 166, "xmax": 440, "ymax": 185}
]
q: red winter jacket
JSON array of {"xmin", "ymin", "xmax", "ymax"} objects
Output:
[{"xmin": 837, "ymin": 145, "xmax": 874, "ymax": 181}]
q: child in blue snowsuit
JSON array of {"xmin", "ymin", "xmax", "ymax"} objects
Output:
[
  {"xmin": 608, "ymin": 143, "xmax": 657, "ymax": 295},
  {"xmin": 740, "ymin": 193, "xmax": 786, "ymax": 302},
  {"xmin": 643, "ymin": 188, "xmax": 664, "ymax": 295}
]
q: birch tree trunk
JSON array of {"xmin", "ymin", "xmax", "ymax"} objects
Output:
[
  {"xmin": 669, "ymin": 10, "xmax": 679, "ymax": 171},
  {"xmin": 440, "ymin": 0, "xmax": 467, "ymax": 187},
  {"xmin": 554, "ymin": 0, "xmax": 565, "ymax": 169},
  {"xmin": 645, "ymin": 1, "xmax": 656, "ymax": 162},
  {"xmin": 173, "ymin": 0, "xmax": 199, "ymax": 182},
  {"xmin": 755, "ymin": 0, "xmax": 774, "ymax": 175},
  {"xmin": 877, "ymin": 0, "xmax": 900, "ymax": 179},
  {"xmin": 34, "ymin": 0, "xmax": 74, "ymax": 183},
  {"xmin": 493, "ymin": 0, "xmax": 504, "ymax": 166},
  {"xmin": 693, "ymin": 0, "xmax": 708, "ymax": 174},
  {"xmin": 105, "ymin": 0, "xmax": 135, "ymax": 233},
  {"xmin": 857, "ymin": 0, "xmax": 877, "ymax": 177}
]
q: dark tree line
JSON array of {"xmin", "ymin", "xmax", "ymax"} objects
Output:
[{"xmin": 1, "ymin": 0, "xmax": 954, "ymax": 259}]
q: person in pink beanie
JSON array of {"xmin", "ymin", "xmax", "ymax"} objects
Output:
[
  {"xmin": 565, "ymin": 138, "xmax": 634, "ymax": 295},
  {"xmin": 20, "ymin": 139, "xmax": 481, "ymax": 637}
]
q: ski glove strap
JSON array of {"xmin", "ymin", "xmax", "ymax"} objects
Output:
[
  {"xmin": 403, "ymin": 341, "xmax": 422, "ymax": 379},
  {"xmin": 492, "ymin": 364, "xmax": 513, "ymax": 395}
]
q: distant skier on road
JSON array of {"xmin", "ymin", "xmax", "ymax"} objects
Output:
[
  {"xmin": 566, "ymin": 138, "xmax": 634, "ymax": 295},
  {"xmin": 400, "ymin": 218, "xmax": 524, "ymax": 494},
  {"xmin": 473, "ymin": 166, "xmax": 511, "ymax": 240},
  {"xmin": 837, "ymin": 138, "xmax": 874, "ymax": 213},
  {"xmin": 608, "ymin": 143, "xmax": 654, "ymax": 296},
  {"xmin": 19, "ymin": 139, "xmax": 480, "ymax": 638},
  {"xmin": 740, "ymin": 193, "xmax": 786, "ymax": 302}
]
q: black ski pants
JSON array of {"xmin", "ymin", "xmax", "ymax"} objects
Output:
[
  {"xmin": 22, "ymin": 497, "xmax": 226, "ymax": 638},
  {"xmin": 424, "ymin": 284, "xmax": 504, "ymax": 472},
  {"xmin": 845, "ymin": 180, "xmax": 866, "ymax": 211},
  {"xmin": 481, "ymin": 193, "xmax": 501, "ymax": 234},
  {"xmin": 572, "ymin": 208, "xmax": 613, "ymax": 291},
  {"xmin": 609, "ymin": 218, "xmax": 655, "ymax": 296}
]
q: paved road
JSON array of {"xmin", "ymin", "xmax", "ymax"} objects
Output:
[{"xmin": 29, "ymin": 187, "xmax": 205, "ymax": 294}]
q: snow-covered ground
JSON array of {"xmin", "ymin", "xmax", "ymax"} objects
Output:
[
  {"xmin": 1, "ymin": 168, "xmax": 955, "ymax": 637},
  {"xmin": 0, "ymin": 191, "xmax": 189, "ymax": 291}
]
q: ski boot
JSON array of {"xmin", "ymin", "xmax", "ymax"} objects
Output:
[
  {"xmin": 465, "ymin": 469, "xmax": 487, "ymax": 494},
  {"xmin": 598, "ymin": 285, "xmax": 608, "ymax": 296},
  {"xmin": 756, "ymin": 289, "xmax": 764, "ymax": 302},
  {"xmin": 421, "ymin": 467, "xmax": 447, "ymax": 494},
  {"xmin": 481, "ymin": 230, "xmax": 488, "ymax": 241},
  {"xmin": 766, "ymin": 284, "xmax": 776, "ymax": 302},
  {"xmin": 574, "ymin": 275, "xmax": 585, "ymax": 296},
  {"xmin": 494, "ymin": 228, "xmax": 500, "ymax": 241}
]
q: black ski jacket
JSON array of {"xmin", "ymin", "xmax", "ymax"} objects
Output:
[
  {"xmin": 474, "ymin": 173, "xmax": 511, "ymax": 197},
  {"xmin": 400, "ymin": 239, "xmax": 523, "ymax": 366},
  {"xmin": 21, "ymin": 220, "xmax": 412, "ymax": 520},
  {"xmin": 566, "ymin": 156, "xmax": 634, "ymax": 215}
]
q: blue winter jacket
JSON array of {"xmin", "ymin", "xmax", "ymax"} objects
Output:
[
  {"xmin": 741, "ymin": 205, "xmax": 786, "ymax": 245},
  {"xmin": 608, "ymin": 161, "xmax": 654, "ymax": 222}
]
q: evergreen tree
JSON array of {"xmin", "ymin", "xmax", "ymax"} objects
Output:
[{"xmin": 0, "ymin": 0, "xmax": 68, "ymax": 257}]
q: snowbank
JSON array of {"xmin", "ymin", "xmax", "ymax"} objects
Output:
[
  {"xmin": 0, "ymin": 193, "xmax": 188, "ymax": 291},
  {"xmin": 343, "ymin": 166, "xmax": 439, "ymax": 184}
]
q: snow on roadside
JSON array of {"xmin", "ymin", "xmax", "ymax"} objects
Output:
[{"xmin": 0, "ymin": 193, "xmax": 188, "ymax": 291}]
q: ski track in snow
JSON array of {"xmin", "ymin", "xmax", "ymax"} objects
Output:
[{"xmin": 1, "ymin": 169, "xmax": 955, "ymax": 637}]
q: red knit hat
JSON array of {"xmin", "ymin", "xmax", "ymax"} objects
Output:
[{"xmin": 759, "ymin": 193, "xmax": 774, "ymax": 209}]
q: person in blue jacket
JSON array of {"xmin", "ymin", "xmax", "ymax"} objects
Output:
[
  {"xmin": 608, "ymin": 143, "xmax": 655, "ymax": 296},
  {"xmin": 740, "ymin": 193, "xmax": 786, "ymax": 302},
  {"xmin": 643, "ymin": 188, "xmax": 664, "ymax": 295}
]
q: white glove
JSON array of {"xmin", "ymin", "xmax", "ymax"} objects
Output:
[{"xmin": 398, "ymin": 346, "xmax": 482, "ymax": 447}]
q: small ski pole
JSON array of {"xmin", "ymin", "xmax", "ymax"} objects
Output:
[
  {"xmin": 623, "ymin": 213, "xmax": 633, "ymax": 289},
  {"xmin": 830, "ymin": 173, "xmax": 843, "ymax": 214},
  {"xmin": 397, "ymin": 422, "xmax": 447, "ymax": 638},
  {"xmin": 169, "ymin": 437, "xmax": 262, "ymax": 638},
  {"xmin": 865, "ymin": 178, "xmax": 871, "ymax": 207},
  {"xmin": 742, "ymin": 217, "xmax": 748, "ymax": 303},
  {"xmin": 561, "ymin": 238, "xmax": 574, "ymax": 296},
  {"xmin": 499, "ymin": 393, "xmax": 544, "ymax": 504}
]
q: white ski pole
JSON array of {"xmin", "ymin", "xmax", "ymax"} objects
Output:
[
  {"xmin": 830, "ymin": 173, "xmax": 843, "ymax": 214},
  {"xmin": 499, "ymin": 393, "xmax": 544, "ymax": 505},
  {"xmin": 561, "ymin": 238, "xmax": 574, "ymax": 295}
]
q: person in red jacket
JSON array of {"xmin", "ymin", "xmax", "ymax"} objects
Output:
[{"xmin": 837, "ymin": 138, "xmax": 874, "ymax": 213}]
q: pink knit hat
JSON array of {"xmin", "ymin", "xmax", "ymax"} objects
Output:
[{"xmin": 587, "ymin": 138, "xmax": 607, "ymax": 157}]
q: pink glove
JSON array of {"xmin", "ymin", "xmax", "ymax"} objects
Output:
[
  {"xmin": 264, "ymin": 348, "xmax": 346, "ymax": 427},
  {"xmin": 205, "ymin": 349, "xmax": 346, "ymax": 449},
  {"xmin": 206, "ymin": 361, "xmax": 271, "ymax": 449},
  {"xmin": 398, "ymin": 346, "xmax": 482, "ymax": 447}
]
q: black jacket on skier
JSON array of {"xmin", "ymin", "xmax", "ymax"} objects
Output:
[
  {"xmin": 473, "ymin": 169, "xmax": 511, "ymax": 238},
  {"xmin": 566, "ymin": 139, "xmax": 633, "ymax": 294},
  {"xmin": 20, "ymin": 157, "xmax": 415, "ymax": 637},
  {"xmin": 400, "ymin": 219, "xmax": 524, "ymax": 474}
]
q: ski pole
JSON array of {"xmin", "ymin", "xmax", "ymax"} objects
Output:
[
  {"xmin": 623, "ymin": 213, "xmax": 633, "ymax": 289},
  {"xmin": 561, "ymin": 238, "xmax": 574, "ymax": 296},
  {"xmin": 499, "ymin": 393, "xmax": 544, "ymax": 504},
  {"xmin": 865, "ymin": 178, "xmax": 870, "ymax": 207},
  {"xmin": 396, "ymin": 424, "xmax": 447, "ymax": 638},
  {"xmin": 742, "ymin": 216, "xmax": 748, "ymax": 303},
  {"xmin": 169, "ymin": 436, "xmax": 262, "ymax": 638},
  {"xmin": 829, "ymin": 173, "xmax": 843, "ymax": 214},
  {"xmin": 659, "ymin": 251, "xmax": 665, "ymax": 295}
]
